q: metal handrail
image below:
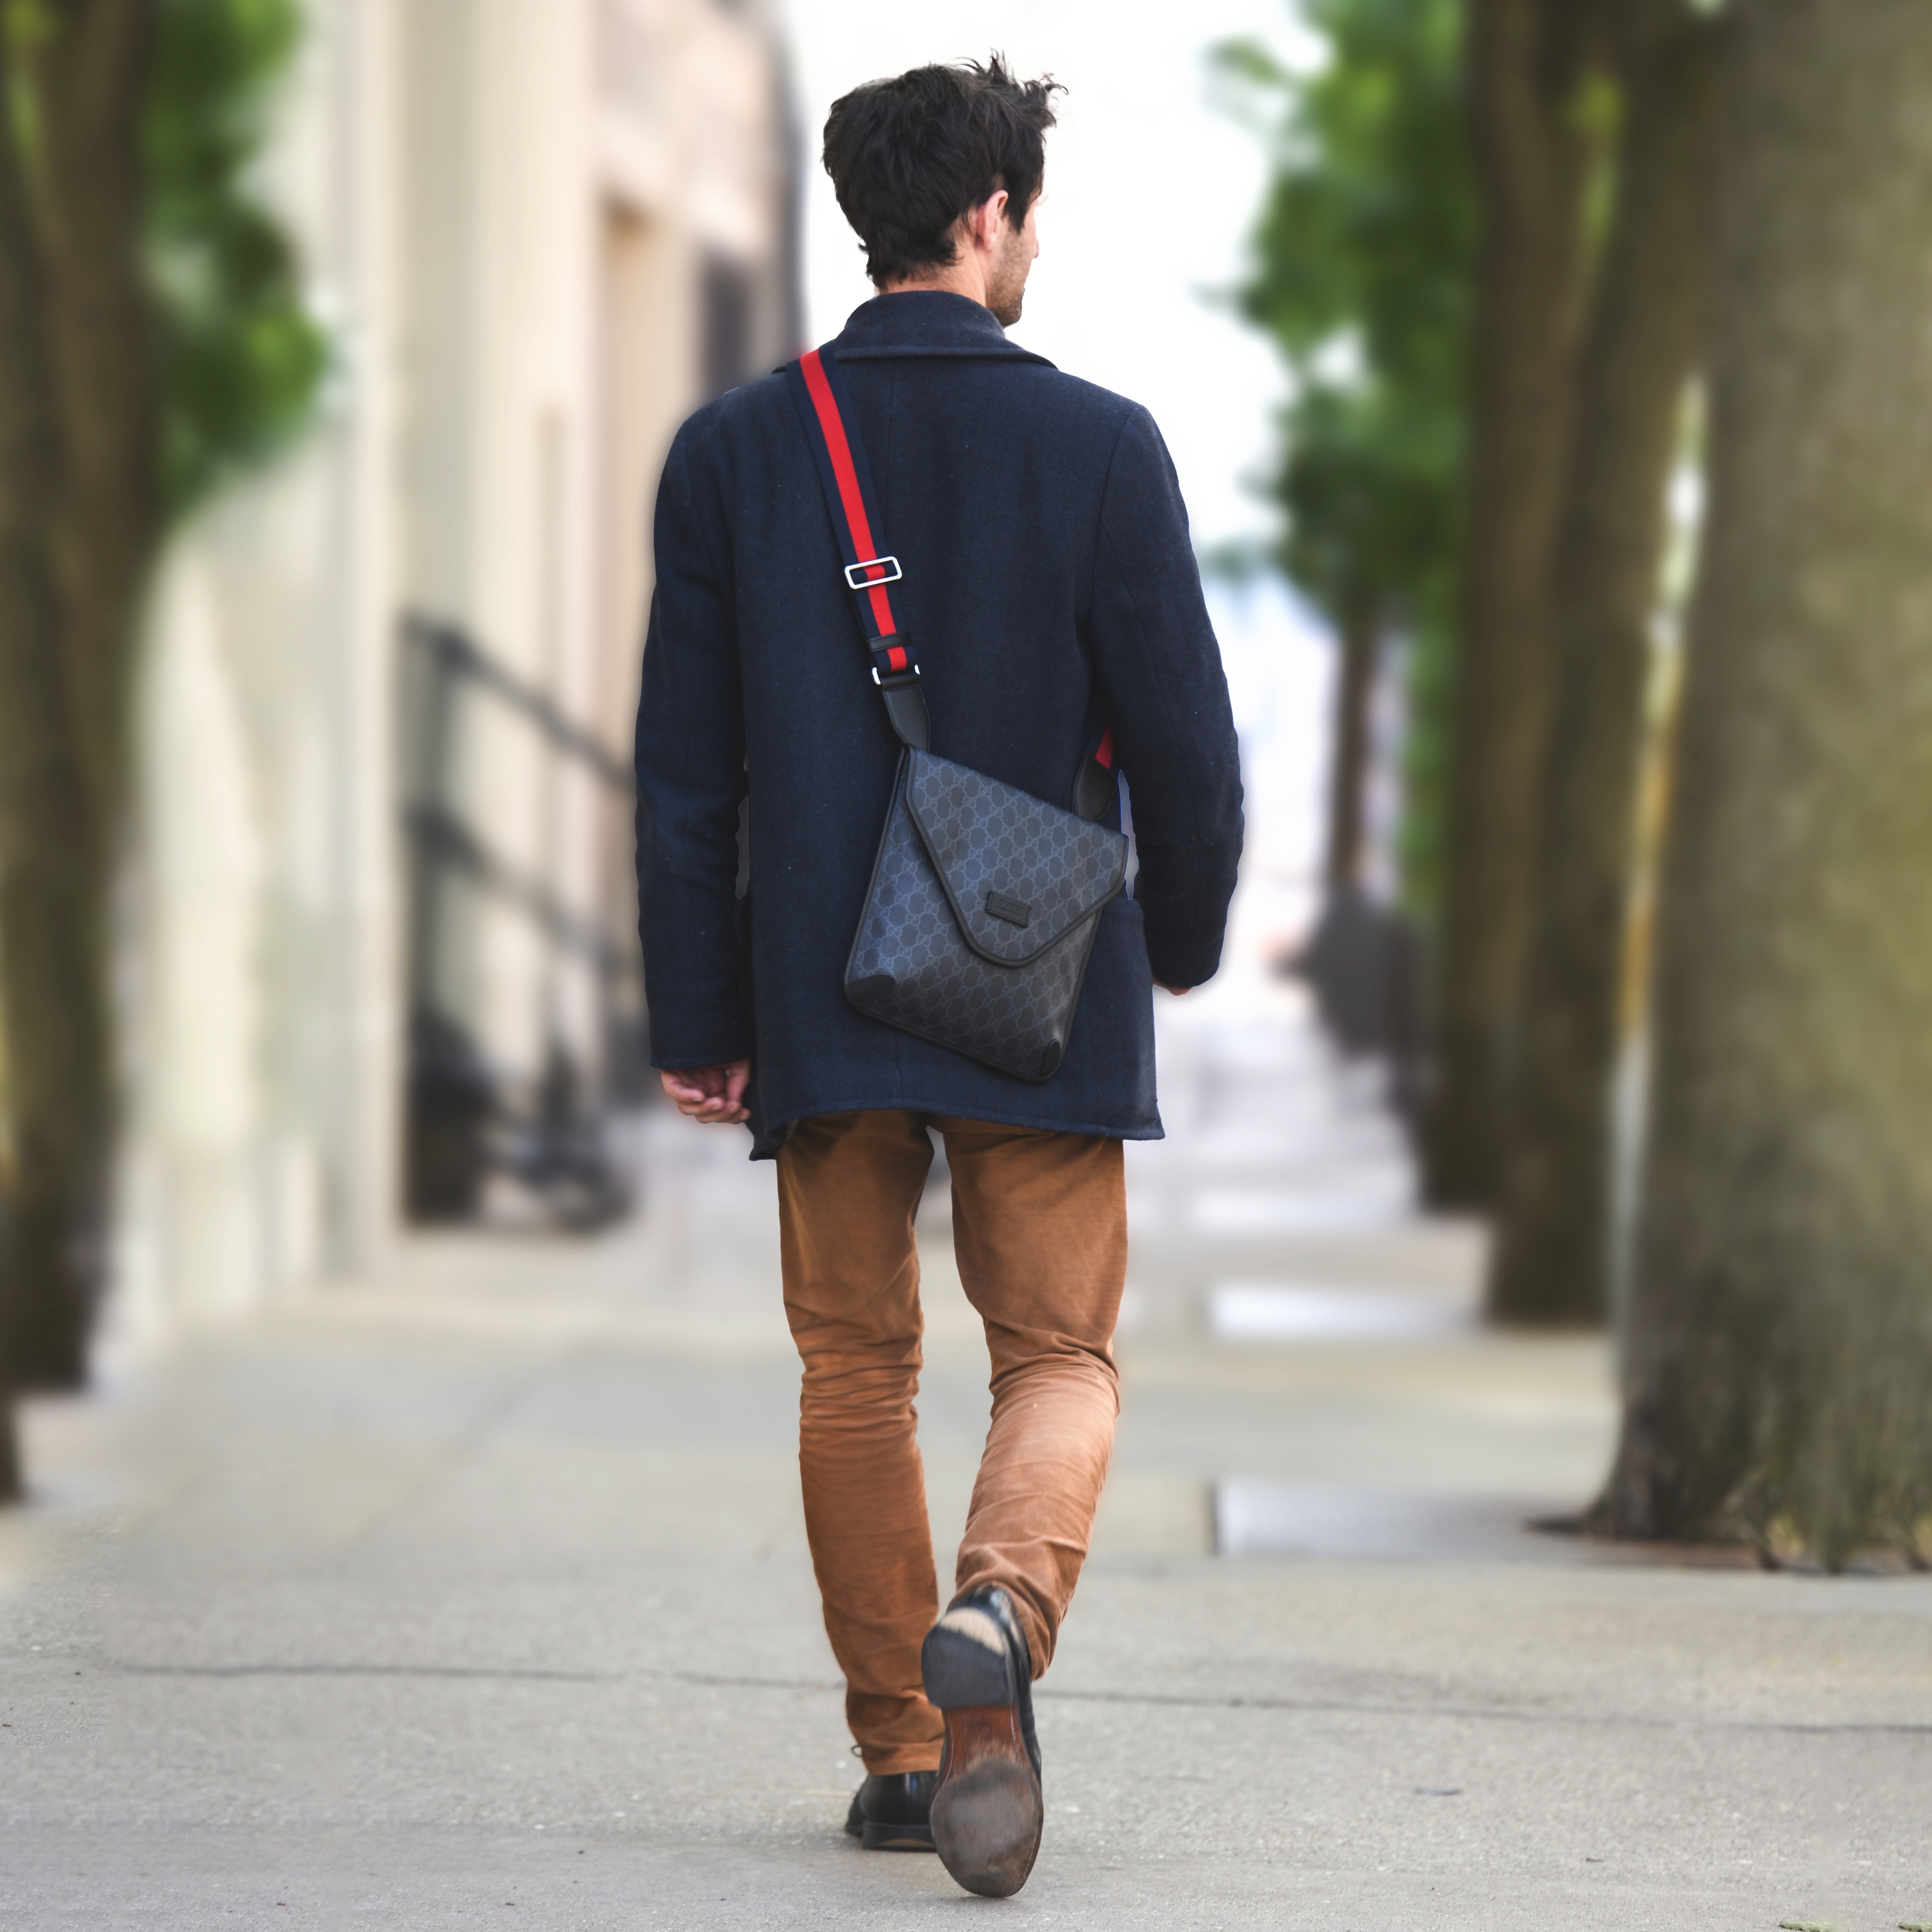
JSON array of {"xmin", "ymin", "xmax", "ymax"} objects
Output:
[
  {"xmin": 401, "ymin": 613, "xmax": 633, "ymax": 793},
  {"xmin": 402, "ymin": 803, "xmax": 631, "ymax": 977}
]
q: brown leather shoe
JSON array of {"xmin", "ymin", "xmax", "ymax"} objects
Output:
[{"xmin": 920, "ymin": 1586, "xmax": 1042, "ymax": 1897}]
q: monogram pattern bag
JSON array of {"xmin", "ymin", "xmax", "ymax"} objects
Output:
[{"xmin": 785, "ymin": 346, "xmax": 1128, "ymax": 1083}]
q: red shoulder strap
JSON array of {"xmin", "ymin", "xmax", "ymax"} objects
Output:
[{"xmin": 784, "ymin": 344, "xmax": 1117, "ymax": 818}]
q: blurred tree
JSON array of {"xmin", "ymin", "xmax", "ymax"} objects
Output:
[
  {"xmin": 0, "ymin": 0, "xmax": 93, "ymax": 1465},
  {"xmin": 146, "ymin": 0, "xmax": 326, "ymax": 517},
  {"xmin": 0, "ymin": 0, "xmax": 324, "ymax": 1404},
  {"xmin": 0, "ymin": 1017, "xmax": 13, "ymax": 1497},
  {"xmin": 1594, "ymin": 0, "xmax": 1932, "ymax": 1565},
  {"xmin": 0, "ymin": 0, "xmax": 133, "ymax": 1400},
  {"xmin": 1490, "ymin": 0, "xmax": 1726, "ymax": 1325},
  {"xmin": 1213, "ymin": 0, "xmax": 1474, "ymax": 917},
  {"xmin": 1422, "ymin": 0, "xmax": 1608, "ymax": 1209}
]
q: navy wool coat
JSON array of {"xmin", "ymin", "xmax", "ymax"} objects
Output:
[{"xmin": 635, "ymin": 291, "xmax": 1244, "ymax": 1156}]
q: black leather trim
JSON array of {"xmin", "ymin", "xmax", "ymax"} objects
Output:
[
  {"xmin": 879, "ymin": 677, "xmax": 931, "ymax": 750},
  {"xmin": 1075, "ymin": 756, "xmax": 1114, "ymax": 823}
]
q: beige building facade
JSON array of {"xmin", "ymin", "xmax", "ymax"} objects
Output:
[{"xmin": 119, "ymin": 0, "xmax": 797, "ymax": 1340}]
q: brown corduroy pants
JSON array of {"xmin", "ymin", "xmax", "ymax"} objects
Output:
[{"xmin": 776, "ymin": 1109, "xmax": 1126, "ymax": 1774}]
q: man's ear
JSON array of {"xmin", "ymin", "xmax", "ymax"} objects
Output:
[{"xmin": 969, "ymin": 188, "xmax": 1011, "ymax": 254}]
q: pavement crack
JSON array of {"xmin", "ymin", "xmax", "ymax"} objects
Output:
[
  {"xmin": 93, "ymin": 1663, "xmax": 1932, "ymax": 1740},
  {"xmin": 673, "ymin": 1670, "xmax": 844, "ymax": 1693},
  {"xmin": 107, "ymin": 1662, "xmax": 617, "ymax": 1683},
  {"xmin": 1035, "ymin": 1685, "xmax": 1932, "ymax": 1737}
]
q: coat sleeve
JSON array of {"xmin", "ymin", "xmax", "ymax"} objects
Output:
[
  {"xmin": 1086, "ymin": 406, "xmax": 1245, "ymax": 990},
  {"xmin": 634, "ymin": 421, "xmax": 754, "ymax": 1068}
]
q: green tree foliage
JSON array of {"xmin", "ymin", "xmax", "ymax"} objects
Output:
[
  {"xmin": 146, "ymin": 0, "xmax": 326, "ymax": 517},
  {"xmin": 0, "ymin": 0, "xmax": 324, "ymax": 510},
  {"xmin": 1214, "ymin": 0, "xmax": 1475, "ymax": 915}
]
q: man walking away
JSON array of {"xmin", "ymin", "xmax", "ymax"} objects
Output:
[{"xmin": 635, "ymin": 56, "xmax": 1243, "ymax": 1898}]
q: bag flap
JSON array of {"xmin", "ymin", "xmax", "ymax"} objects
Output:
[{"xmin": 903, "ymin": 750, "xmax": 1128, "ymax": 966}]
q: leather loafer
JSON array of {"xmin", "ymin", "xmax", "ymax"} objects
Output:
[
  {"xmin": 921, "ymin": 1585, "xmax": 1043, "ymax": 1897},
  {"xmin": 842, "ymin": 1769, "xmax": 937, "ymax": 1851}
]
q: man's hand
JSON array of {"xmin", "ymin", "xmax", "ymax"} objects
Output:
[
  {"xmin": 660, "ymin": 1060, "xmax": 751, "ymax": 1125},
  {"xmin": 1157, "ymin": 983, "xmax": 1191, "ymax": 996}
]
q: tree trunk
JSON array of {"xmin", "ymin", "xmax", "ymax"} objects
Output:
[
  {"xmin": 0, "ymin": 21, "xmax": 105, "ymax": 1391},
  {"xmin": 1594, "ymin": 0, "xmax": 1932, "ymax": 1565},
  {"xmin": 1489, "ymin": 3, "xmax": 1724, "ymax": 1326},
  {"xmin": 1324, "ymin": 603, "xmax": 1380, "ymax": 893},
  {"xmin": 41, "ymin": 0, "xmax": 159, "ymax": 835},
  {"xmin": 1422, "ymin": 0, "xmax": 1602, "ymax": 1207},
  {"xmin": 0, "ymin": 4, "xmax": 158, "ymax": 1391}
]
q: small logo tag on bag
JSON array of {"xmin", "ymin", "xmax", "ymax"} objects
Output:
[{"xmin": 985, "ymin": 890, "xmax": 1032, "ymax": 928}]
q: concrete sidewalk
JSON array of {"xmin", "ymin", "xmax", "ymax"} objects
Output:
[{"xmin": 4, "ymin": 1025, "xmax": 1929, "ymax": 1928}]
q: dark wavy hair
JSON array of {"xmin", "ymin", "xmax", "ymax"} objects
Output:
[{"xmin": 822, "ymin": 57, "xmax": 1063, "ymax": 287}]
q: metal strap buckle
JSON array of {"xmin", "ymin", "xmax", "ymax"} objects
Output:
[
  {"xmin": 871, "ymin": 663, "xmax": 920, "ymax": 685},
  {"xmin": 844, "ymin": 555, "xmax": 903, "ymax": 590}
]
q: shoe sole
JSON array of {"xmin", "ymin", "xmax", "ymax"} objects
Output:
[
  {"xmin": 929, "ymin": 1707, "xmax": 1041, "ymax": 1897},
  {"xmin": 923, "ymin": 1614, "xmax": 1041, "ymax": 1899}
]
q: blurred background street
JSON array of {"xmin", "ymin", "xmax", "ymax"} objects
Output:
[{"xmin": 4, "ymin": 0, "xmax": 1932, "ymax": 1925}]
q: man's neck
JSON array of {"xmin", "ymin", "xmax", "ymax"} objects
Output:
[{"xmin": 879, "ymin": 267, "xmax": 990, "ymax": 313}]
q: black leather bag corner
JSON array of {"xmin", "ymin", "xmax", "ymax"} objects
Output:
[{"xmin": 845, "ymin": 750, "xmax": 1128, "ymax": 1083}]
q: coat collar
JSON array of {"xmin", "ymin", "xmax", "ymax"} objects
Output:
[{"xmin": 828, "ymin": 290, "xmax": 1057, "ymax": 366}]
